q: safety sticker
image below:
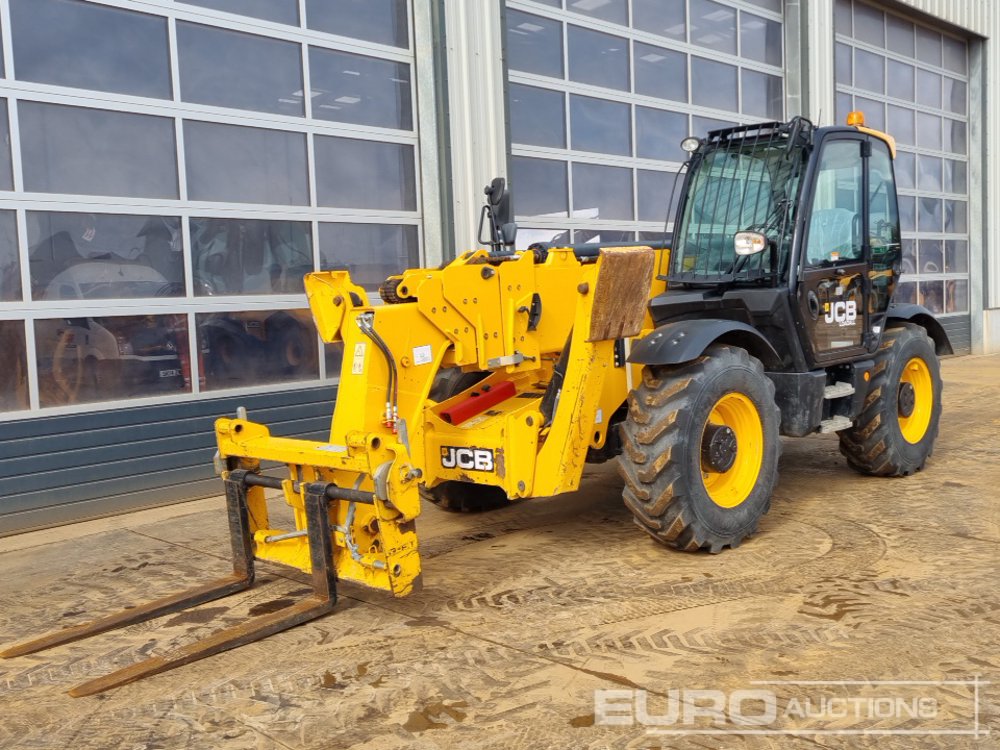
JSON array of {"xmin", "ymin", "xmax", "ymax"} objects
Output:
[
  {"xmin": 351, "ymin": 342, "xmax": 366, "ymax": 374},
  {"xmin": 413, "ymin": 344, "xmax": 433, "ymax": 366}
]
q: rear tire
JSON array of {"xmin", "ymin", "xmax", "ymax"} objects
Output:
[
  {"xmin": 838, "ymin": 323, "xmax": 942, "ymax": 476},
  {"xmin": 618, "ymin": 345, "xmax": 781, "ymax": 553}
]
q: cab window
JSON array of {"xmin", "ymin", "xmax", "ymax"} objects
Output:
[{"xmin": 805, "ymin": 140, "xmax": 863, "ymax": 266}]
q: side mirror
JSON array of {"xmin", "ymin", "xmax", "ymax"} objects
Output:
[{"xmin": 734, "ymin": 231, "xmax": 767, "ymax": 256}]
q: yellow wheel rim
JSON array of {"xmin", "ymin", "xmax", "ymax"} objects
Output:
[
  {"xmin": 701, "ymin": 392, "xmax": 764, "ymax": 508},
  {"xmin": 898, "ymin": 357, "xmax": 933, "ymax": 444}
]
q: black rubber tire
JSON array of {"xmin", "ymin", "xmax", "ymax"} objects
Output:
[
  {"xmin": 421, "ymin": 367, "xmax": 510, "ymax": 513},
  {"xmin": 618, "ymin": 345, "xmax": 782, "ymax": 553},
  {"xmin": 838, "ymin": 323, "xmax": 942, "ymax": 476},
  {"xmin": 419, "ymin": 482, "xmax": 510, "ymax": 513}
]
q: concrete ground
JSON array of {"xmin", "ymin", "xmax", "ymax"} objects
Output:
[{"xmin": 0, "ymin": 355, "xmax": 998, "ymax": 749}]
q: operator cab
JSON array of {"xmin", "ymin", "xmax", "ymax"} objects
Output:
[{"xmin": 655, "ymin": 113, "xmax": 904, "ymax": 370}]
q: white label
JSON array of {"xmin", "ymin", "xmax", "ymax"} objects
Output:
[
  {"xmin": 595, "ymin": 408, "xmax": 604, "ymax": 425},
  {"xmin": 315, "ymin": 444, "xmax": 347, "ymax": 453},
  {"xmin": 351, "ymin": 342, "xmax": 366, "ymax": 375},
  {"xmin": 412, "ymin": 344, "xmax": 433, "ymax": 366}
]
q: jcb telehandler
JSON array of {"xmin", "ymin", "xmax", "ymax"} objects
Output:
[{"xmin": 4, "ymin": 114, "xmax": 951, "ymax": 695}]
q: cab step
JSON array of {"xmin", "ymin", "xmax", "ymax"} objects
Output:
[
  {"xmin": 818, "ymin": 415, "xmax": 854, "ymax": 433},
  {"xmin": 823, "ymin": 382, "xmax": 855, "ymax": 399}
]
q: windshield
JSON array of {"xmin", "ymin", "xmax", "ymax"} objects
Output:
[{"xmin": 671, "ymin": 140, "xmax": 805, "ymax": 283}]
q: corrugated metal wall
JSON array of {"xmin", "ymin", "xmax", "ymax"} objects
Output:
[{"xmin": 0, "ymin": 386, "xmax": 335, "ymax": 536}]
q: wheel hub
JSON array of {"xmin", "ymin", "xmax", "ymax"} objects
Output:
[
  {"xmin": 897, "ymin": 381, "xmax": 916, "ymax": 418},
  {"xmin": 702, "ymin": 423, "xmax": 738, "ymax": 473}
]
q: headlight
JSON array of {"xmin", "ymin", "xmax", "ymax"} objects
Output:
[
  {"xmin": 680, "ymin": 136, "xmax": 701, "ymax": 153},
  {"xmin": 734, "ymin": 231, "xmax": 767, "ymax": 256}
]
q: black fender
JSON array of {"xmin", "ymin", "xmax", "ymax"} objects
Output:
[
  {"xmin": 885, "ymin": 303, "xmax": 954, "ymax": 355},
  {"xmin": 628, "ymin": 319, "xmax": 783, "ymax": 369}
]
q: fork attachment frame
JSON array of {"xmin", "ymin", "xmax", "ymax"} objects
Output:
[{"xmin": 2, "ymin": 470, "xmax": 346, "ymax": 697}]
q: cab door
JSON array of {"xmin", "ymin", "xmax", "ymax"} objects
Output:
[{"xmin": 796, "ymin": 135, "xmax": 875, "ymax": 365}]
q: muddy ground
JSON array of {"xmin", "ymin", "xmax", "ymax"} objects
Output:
[{"xmin": 0, "ymin": 354, "xmax": 997, "ymax": 749}]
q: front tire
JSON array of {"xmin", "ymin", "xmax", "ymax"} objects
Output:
[
  {"xmin": 618, "ymin": 345, "xmax": 781, "ymax": 553},
  {"xmin": 838, "ymin": 323, "xmax": 942, "ymax": 476}
]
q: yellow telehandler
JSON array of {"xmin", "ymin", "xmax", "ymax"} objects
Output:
[{"xmin": 4, "ymin": 114, "xmax": 952, "ymax": 696}]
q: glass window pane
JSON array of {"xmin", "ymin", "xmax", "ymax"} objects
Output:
[
  {"xmin": 918, "ymin": 280, "xmax": 944, "ymax": 314},
  {"xmin": 834, "ymin": 0, "xmax": 851, "ymax": 36},
  {"xmin": 744, "ymin": 0, "xmax": 781, "ymax": 11},
  {"xmin": 512, "ymin": 157, "xmax": 568, "ymax": 218},
  {"xmin": 946, "ymin": 278, "xmax": 968, "ymax": 314},
  {"xmin": 689, "ymin": 0, "xmax": 736, "ymax": 55},
  {"xmin": 943, "ymin": 36, "xmax": 967, "ymax": 75},
  {"xmin": 635, "ymin": 107, "xmax": 687, "ymax": 162},
  {"xmin": 835, "ymin": 42, "xmax": 852, "ymax": 86},
  {"xmin": 919, "ymin": 239, "xmax": 942, "ymax": 274},
  {"xmin": 894, "ymin": 151, "xmax": 915, "ymax": 190},
  {"xmin": 943, "ymin": 119, "xmax": 967, "ymax": 155},
  {"xmin": 691, "ymin": 57, "xmax": 737, "ymax": 112},
  {"xmin": 887, "ymin": 61, "xmax": 914, "ymax": 101},
  {"xmin": 918, "ymin": 196, "xmax": 942, "ymax": 232},
  {"xmin": 944, "ymin": 159, "xmax": 966, "ymax": 194},
  {"xmin": 574, "ymin": 228, "xmax": 633, "ymax": 243},
  {"xmin": 917, "ymin": 155, "xmax": 941, "ymax": 192},
  {"xmin": 916, "ymin": 26, "xmax": 942, "ymax": 67},
  {"xmin": 916, "ymin": 112, "xmax": 941, "ymax": 151},
  {"xmin": 506, "ymin": 10, "xmax": 562, "ymax": 78},
  {"xmin": 36, "ymin": 314, "xmax": 190, "ymax": 407},
  {"xmin": 11, "ymin": 0, "xmax": 170, "ymax": 99},
  {"xmin": 568, "ymin": 25, "xmax": 629, "ymax": 90},
  {"xmin": 306, "ymin": 0, "xmax": 408, "ymax": 48},
  {"xmin": 945, "ymin": 199, "xmax": 967, "ymax": 234},
  {"xmin": 945, "ymin": 239, "xmax": 968, "ymax": 273},
  {"xmin": 896, "ymin": 280, "xmax": 916, "ymax": 304},
  {"xmin": 887, "ymin": 105, "xmax": 914, "ymax": 147},
  {"xmin": 836, "ymin": 93, "xmax": 853, "ymax": 125},
  {"xmin": 179, "ymin": 0, "xmax": 299, "ymax": 25},
  {"xmin": 741, "ymin": 69, "xmax": 783, "ymax": 119},
  {"xmin": 198, "ymin": 309, "xmax": 318, "ymax": 391},
  {"xmin": 916, "ymin": 69, "xmax": 941, "ymax": 109},
  {"xmin": 632, "ymin": 0, "xmax": 685, "ymax": 42},
  {"xmin": 178, "ymin": 23, "xmax": 303, "ymax": 116},
  {"xmin": 191, "ymin": 218, "xmax": 312, "ymax": 295},
  {"xmin": 0, "ymin": 100, "xmax": 12, "ymax": 191},
  {"xmin": 854, "ymin": 49, "xmax": 884, "ymax": 94},
  {"xmin": 901, "ymin": 238, "xmax": 916, "ymax": 275},
  {"xmin": 185, "ymin": 122, "xmax": 308, "ymax": 206},
  {"xmin": 314, "ymin": 136, "xmax": 415, "ymax": 210},
  {"xmin": 634, "ymin": 43, "xmax": 686, "ymax": 103},
  {"xmin": 637, "ymin": 169, "xmax": 681, "ymax": 223},
  {"xmin": 318, "ymin": 222, "xmax": 418, "ymax": 290},
  {"xmin": 0, "ymin": 210, "xmax": 18, "ymax": 301},
  {"xmin": 853, "ymin": 2, "xmax": 884, "ymax": 47},
  {"xmin": 572, "ymin": 162, "xmax": 632, "ymax": 221},
  {"xmin": 886, "ymin": 15, "xmax": 914, "ymax": 56},
  {"xmin": 570, "ymin": 95, "xmax": 630, "ymax": 155},
  {"xmin": 855, "ymin": 97, "xmax": 885, "ymax": 130},
  {"xmin": 516, "ymin": 227, "xmax": 571, "ymax": 250},
  {"xmin": 510, "ymin": 84, "xmax": 565, "ymax": 148},
  {"xmin": 309, "ymin": 47, "xmax": 412, "ymax": 129},
  {"xmin": 898, "ymin": 194, "xmax": 915, "ymax": 232},
  {"xmin": 565, "ymin": 0, "xmax": 626, "ymax": 25},
  {"xmin": 20, "ymin": 103, "xmax": 178, "ymax": 198},
  {"xmin": 943, "ymin": 78, "xmax": 967, "ymax": 116},
  {"xmin": 0, "ymin": 320, "xmax": 27, "ymax": 411},
  {"xmin": 692, "ymin": 115, "xmax": 737, "ymax": 136},
  {"xmin": 805, "ymin": 140, "xmax": 864, "ymax": 265},
  {"xmin": 29, "ymin": 213, "xmax": 183, "ymax": 300},
  {"xmin": 740, "ymin": 12, "xmax": 782, "ymax": 67}
]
